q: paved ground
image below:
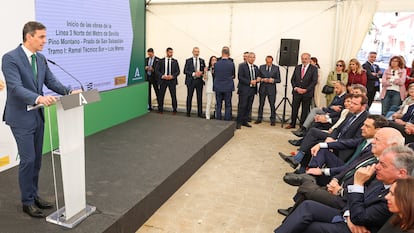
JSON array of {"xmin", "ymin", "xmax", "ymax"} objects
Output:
[{"xmin": 136, "ymin": 121, "xmax": 299, "ymax": 233}]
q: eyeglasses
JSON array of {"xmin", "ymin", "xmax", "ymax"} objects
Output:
[{"xmin": 336, "ymin": 64, "xmax": 343, "ymax": 67}]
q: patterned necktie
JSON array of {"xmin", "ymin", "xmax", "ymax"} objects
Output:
[
  {"xmin": 31, "ymin": 54, "xmax": 37, "ymax": 81},
  {"xmin": 250, "ymin": 65, "xmax": 255, "ymax": 80},
  {"xmin": 344, "ymin": 140, "xmax": 367, "ymax": 166},
  {"xmin": 338, "ymin": 114, "xmax": 356, "ymax": 138}
]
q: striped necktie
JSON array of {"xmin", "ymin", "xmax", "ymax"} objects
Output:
[{"xmin": 341, "ymin": 156, "xmax": 378, "ymax": 184}]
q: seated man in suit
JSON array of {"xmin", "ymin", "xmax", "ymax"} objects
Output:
[
  {"xmin": 388, "ymin": 103, "xmax": 414, "ymax": 144},
  {"xmin": 274, "ymin": 145, "xmax": 414, "ymax": 233},
  {"xmin": 278, "ymin": 127, "xmax": 404, "ymax": 217},
  {"xmin": 292, "ymin": 81, "xmax": 346, "ymax": 137},
  {"xmin": 279, "ymin": 94, "xmax": 369, "ymax": 173}
]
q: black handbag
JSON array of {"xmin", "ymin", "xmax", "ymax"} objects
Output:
[{"xmin": 322, "ymin": 85, "xmax": 334, "ymax": 94}]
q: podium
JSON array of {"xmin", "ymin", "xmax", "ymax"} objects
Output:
[{"xmin": 46, "ymin": 89, "xmax": 100, "ymax": 228}]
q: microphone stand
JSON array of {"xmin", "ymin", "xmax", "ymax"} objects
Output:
[{"xmin": 47, "ymin": 59, "xmax": 85, "ymax": 92}]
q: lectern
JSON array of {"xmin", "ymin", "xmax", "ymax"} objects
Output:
[{"xmin": 46, "ymin": 89, "xmax": 100, "ymax": 228}]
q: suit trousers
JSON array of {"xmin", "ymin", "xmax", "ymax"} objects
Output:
[
  {"xmin": 216, "ymin": 91, "xmax": 232, "ymax": 121},
  {"xmin": 291, "ymin": 92, "xmax": 312, "ymax": 127},
  {"xmin": 308, "ymin": 149, "xmax": 344, "ymax": 169},
  {"xmin": 159, "ymin": 80, "xmax": 177, "ymax": 112},
  {"xmin": 186, "ymin": 79, "xmax": 204, "ymax": 116},
  {"xmin": 147, "ymin": 75, "xmax": 159, "ymax": 109},
  {"xmin": 237, "ymin": 92, "xmax": 254, "ymax": 124},
  {"xmin": 257, "ymin": 92, "xmax": 276, "ymax": 122},
  {"xmin": 303, "ymin": 108, "xmax": 325, "ymax": 129},
  {"xmin": 10, "ymin": 111, "xmax": 44, "ymax": 205},
  {"xmin": 294, "ymin": 180, "xmax": 347, "ymax": 210},
  {"xmin": 296, "ymin": 128, "xmax": 330, "ymax": 168},
  {"xmin": 274, "ymin": 200, "xmax": 349, "ymax": 233}
]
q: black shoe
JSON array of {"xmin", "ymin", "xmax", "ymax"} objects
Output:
[
  {"xmin": 288, "ymin": 139, "xmax": 302, "ymax": 146},
  {"xmin": 23, "ymin": 205, "xmax": 45, "ymax": 218},
  {"xmin": 35, "ymin": 197, "xmax": 53, "ymax": 209},
  {"xmin": 236, "ymin": 124, "xmax": 241, "ymax": 129},
  {"xmin": 254, "ymin": 120, "xmax": 262, "ymax": 124},
  {"xmin": 278, "ymin": 152, "xmax": 299, "ymax": 169},
  {"xmin": 242, "ymin": 122, "xmax": 252, "ymax": 128},
  {"xmin": 270, "ymin": 122, "xmax": 275, "ymax": 126},
  {"xmin": 283, "ymin": 173, "xmax": 315, "ymax": 186},
  {"xmin": 186, "ymin": 113, "xmax": 191, "ymax": 117},
  {"xmin": 198, "ymin": 114, "xmax": 204, "ymax": 118},
  {"xmin": 292, "ymin": 129, "xmax": 304, "ymax": 137},
  {"xmin": 277, "ymin": 207, "xmax": 293, "ymax": 216},
  {"xmin": 247, "ymin": 119, "xmax": 252, "ymax": 122}
]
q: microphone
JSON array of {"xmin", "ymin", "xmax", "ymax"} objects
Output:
[{"xmin": 47, "ymin": 59, "xmax": 85, "ymax": 91}]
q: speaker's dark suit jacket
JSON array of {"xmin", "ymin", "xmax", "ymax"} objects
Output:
[
  {"xmin": 2, "ymin": 45, "xmax": 70, "ymax": 205},
  {"xmin": 275, "ymin": 178, "xmax": 391, "ymax": 233}
]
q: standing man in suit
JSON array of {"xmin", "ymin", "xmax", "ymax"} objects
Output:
[
  {"xmin": 2, "ymin": 21, "xmax": 81, "ymax": 218},
  {"xmin": 155, "ymin": 47, "xmax": 180, "ymax": 114},
  {"xmin": 184, "ymin": 47, "xmax": 206, "ymax": 117},
  {"xmin": 287, "ymin": 53, "xmax": 318, "ymax": 129},
  {"xmin": 213, "ymin": 46, "xmax": 235, "ymax": 121},
  {"xmin": 145, "ymin": 48, "xmax": 160, "ymax": 111},
  {"xmin": 236, "ymin": 52, "xmax": 261, "ymax": 129},
  {"xmin": 274, "ymin": 145, "xmax": 414, "ymax": 233},
  {"xmin": 363, "ymin": 51, "xmax": 382, "ymax": 108},
  {"xmin": 256, "ymin": 55, "xmax": 281, "ymax": 126}
]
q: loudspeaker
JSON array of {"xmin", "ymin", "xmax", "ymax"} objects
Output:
[{"xmin": 279, "ymin": 39, "xmax": 300, "ymax": 66}]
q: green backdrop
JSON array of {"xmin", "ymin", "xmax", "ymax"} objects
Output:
[{"xmin": 42, "ymin": 0, "xmax": 147, "ymax": 153}]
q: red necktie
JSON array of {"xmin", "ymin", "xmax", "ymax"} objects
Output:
[{"xmin": 301, "ymin": 65, "xmax": 305, "ymax": 78}]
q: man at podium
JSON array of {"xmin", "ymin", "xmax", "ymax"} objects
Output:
[{"xmin": 2, "ymin": 21, "xmax": 81, "ymax": 218}]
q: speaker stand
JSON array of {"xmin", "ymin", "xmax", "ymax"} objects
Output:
[{"xmin": 275, "ymin": 66, "xmax": 292, "ymax": 127}]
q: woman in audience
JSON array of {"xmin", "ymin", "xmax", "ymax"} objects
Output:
[
  {"xmin": 381, "ymin": 56, "xmax": 407, "ymax": 115},
  {"xmin": 346, "ymin": 58, "xmax": 367, "ymax": 93},
  {"xmin": 387, "ymin": 83, "xmax": 414, "ymax": 119},
  {"xmin": 405, "ymin": 59, "xmax": 414, "ymax": 89},
  {"xmin": 204, "ymin": 56, "xmax": 217, "ymax": 120},
  {"xmin": 325, "ymin": 60, "xmax": 348, "ymax": 106},
  {"xmin": 378, "ymin": 177, "xmax": 414, "ymax": 233},
  {"xmin": 311, "ymin": 57, "xmax": 322, "ymax": 107}
]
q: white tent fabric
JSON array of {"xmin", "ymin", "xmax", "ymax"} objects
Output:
[
  {"xmin": 335, "ymin": 0, "xmax": 378, "ymax": 62},
  {"xmin": 146, "ymin": 0, "xmax": 413, "ymax": 116}
]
